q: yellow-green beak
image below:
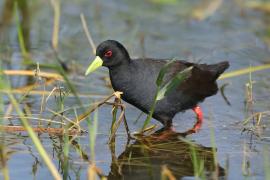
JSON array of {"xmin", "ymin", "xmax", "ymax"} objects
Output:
[{"xmin": 85, "ymin": 56, "xmax": 103, "ymax": 75}]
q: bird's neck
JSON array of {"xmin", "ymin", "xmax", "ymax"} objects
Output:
[
  {"xmin": 108, "ymin": 59, "xmax": 130, "ymax": 71},
  {"xmin": 109, "ymin": 63, "xmax": 131, "ymax": 92},
  {"xmin": 109, "ymin": 63, "xmax": 129, "ymax": 78}
]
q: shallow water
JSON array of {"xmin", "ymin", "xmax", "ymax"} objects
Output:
[{"xmin": 1, "ymin": 0, "xmax": 270, "ymax": 179}]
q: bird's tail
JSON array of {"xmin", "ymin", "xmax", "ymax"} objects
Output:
[
  {"xmin": 208, "ymin": 61, "xmax": 230, "ymax": 80},
  {"xmin": 186, "ymin": 61, "xmax": 230, "ymax": 97}
]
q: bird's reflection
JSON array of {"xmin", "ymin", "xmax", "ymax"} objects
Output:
[{"xmin": 108, "ymin": 129, "xmax": 225, "ymax": 180}]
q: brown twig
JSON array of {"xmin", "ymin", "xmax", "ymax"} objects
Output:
[
  {"xmin": 1, "ymin": 125, "xmax": 83, "ymax": 135},
  {"xmin": 0, "ymin": 89, "xmax": 106, "ymax": 98},
  {"xmin": 16, "ymin": 78, "xmax": 56, "ymax": 91},
  {"xmin": 67, "ymin": 92, "xmax": 122, "ymax": 129}
]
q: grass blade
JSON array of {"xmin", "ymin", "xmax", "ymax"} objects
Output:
[
  {"xmin": 50, "ymin": 0, "xmax": 61, "ymax": 50},
  {"xmin": 14, "ymin": 2, "xmax": 27, "ymax": 58},
  {"xmin": 156, "ymin": 59, "xmax": 176, "ymax": 86},
  {"xmin": 157, "ymin": 67, "xmax": 192, "ymax": 101},
  {"xmin": 142, "ymin": 60, "xmax": 191, "ymax": 130},
  {"xmin": 7, "ymin": 93, "xmax": 62, "ymax": 180},
  {"xmin": 219, "ymin": 64, "xmax": 270, "ymax": 80},
  {"xmin": 88, "ymin": 109, "xmax": 98, "ymax": 161}
]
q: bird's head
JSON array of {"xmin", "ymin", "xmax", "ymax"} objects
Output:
[{"xmin": 85, "ymin": 40, "xmax": 130, "ymax": 75}]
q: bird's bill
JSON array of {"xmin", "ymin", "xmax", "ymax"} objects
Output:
[{"xmin": 85, "ymin": 56, "xmax": 103, "ymax": 75}]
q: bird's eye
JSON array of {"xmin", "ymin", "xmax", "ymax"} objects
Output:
[{"xmin": 104, "ymin": 50, "xmax": 113, "ymax": 57}]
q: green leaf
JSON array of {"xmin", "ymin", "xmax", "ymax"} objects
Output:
[
  {"xmin": 156, "ymin": 59, "xmax": 176, "ymax": 86},
  {"xmin": 156, "ymin": 66, "xmax": 193, "ymax": 101}
]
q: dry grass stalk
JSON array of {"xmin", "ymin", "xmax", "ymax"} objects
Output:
[
  {"xmin": 2, "ymin": 70, "xmax": 63, "ymax": 80},
  {"xmin": 161, "ymin": 165, "xmax": 176, "ymax": 180},
  {"xmin": 87, "ymin": 164, "xmax": 107, "ymax": 180},
  {"xmin": 50, "ymin": 0, "xmax": 61, "ymax": 51},
  {"xmin": 80, "ymin": 13, "xmax": 96, "ymax": 55},
  {"xmin": 0, "ymin": 125, "xmax": 82, "ymax": 135}
]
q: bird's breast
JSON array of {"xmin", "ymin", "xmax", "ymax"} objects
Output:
[
  {"xmin": 110, "ymin": 72, "xmax": 157, "ymax": 113},
  {"xmin": 109, "ymin": 68, "xmax": 131, "ymax": 94}
]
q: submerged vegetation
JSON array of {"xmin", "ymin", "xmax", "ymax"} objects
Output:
[{"xmin": 0, "ymin": 0, "xmax": 270, "ymax": 180}]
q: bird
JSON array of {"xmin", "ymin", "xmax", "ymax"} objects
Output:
[{"xmin": 85, "ymin": 40, "xmax": 229, "ymax": 133}]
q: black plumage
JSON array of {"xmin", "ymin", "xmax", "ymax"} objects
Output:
[{"xmin": 93, "ymin": 40, "xmax": 229, "ymax": 127}]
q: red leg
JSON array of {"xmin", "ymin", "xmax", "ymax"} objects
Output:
[
  {"xmin": 152, "ymin": 106, "xmax": 204, "ymax": 139},
  {"xmin": 191, "ymin": 106, "xmax": 203, "ymax": 133},
  {"xmin": 149, "ymin": 106, "xmax": 204, "ymax": 139},
  {"xmin": 181, "ymin": 106, "xmax": 204, "ymax": 136}
]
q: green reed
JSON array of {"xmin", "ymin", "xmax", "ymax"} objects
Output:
[
  {"xmin": 263, "ymin": 146, "xmax": 270, "ymax": 180},
  {"xmin": 190, "ymin": 144, "xmax": 206, "ymax": 180},
  {"xmin": 0, "ymin": 63, "xmax": 10, "ymax": 180},
  {"xmin": 7, "ymin": 91, "xmax": 62, "ymax": 179},
  {"xmin": 63, "ymin": 127, "xmax": 70, "ymax": 180},
  {"xmin": 209, "ymin": 115, "xmax": 219, "ymax": 180},
  {"xmin": 3, "ymin": 3, "xmax": 62, "ymax": 180},
  {"xmin": 141, "ymin": 59, "xmax": 192, "ymax": 131},
  {"xmin": 15, "ymin": 2, "xmax": 27, "ymax": 58},
  {"xmin": 88, "ymin": 109, "xmax": 98, "ymax": 161}
]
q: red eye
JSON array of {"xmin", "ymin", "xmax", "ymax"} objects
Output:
[{"xmin": 104, "ymin": 50, "xmax": 112, "ymax": 57}]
